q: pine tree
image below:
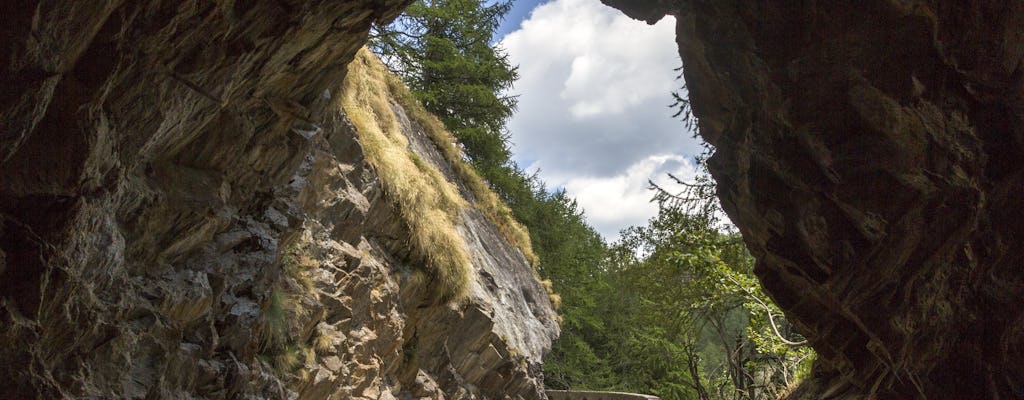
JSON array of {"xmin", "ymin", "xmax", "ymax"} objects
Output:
[{"xmin": 372, "ymin": 0, "xmax": 518, "ymax": 173}]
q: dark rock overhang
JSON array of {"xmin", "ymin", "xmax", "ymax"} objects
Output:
[{"xmin": 603, "ymin": 1, "xmax": 1024, "ymax": 398}]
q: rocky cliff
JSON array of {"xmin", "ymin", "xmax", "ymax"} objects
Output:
[
  {"xmin": 603, "ymin": 1, "xmax": 1024, "ymax": 399},
  {"xmin": 0, "ymin": 1, "xmax": 557, "ymax": 399}
]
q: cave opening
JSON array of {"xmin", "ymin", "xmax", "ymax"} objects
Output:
[{"xmin": 2, "ymin": 0, "xmax": 1021, "ymax": 399}]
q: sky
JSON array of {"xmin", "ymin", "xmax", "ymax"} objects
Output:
[
  {"xmin": 497, "ymin": 0, "xmax": 705, "ymax": 241},
  {"xmin": 496, "ymin": 0, "xmax": 542, "ymax": 38}
]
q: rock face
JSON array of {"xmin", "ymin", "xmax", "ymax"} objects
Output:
[
  {"xmin": 603, "ymin": 1, "xmax": 1024, "ymax": 398},
  {"xmin": 0, "ymin": 1, "xmax": 557, "ymax": 399}
]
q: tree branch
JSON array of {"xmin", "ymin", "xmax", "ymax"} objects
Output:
[{"xmin": 724, "ymin": 274, "xmax": 809, "ymax": 347}]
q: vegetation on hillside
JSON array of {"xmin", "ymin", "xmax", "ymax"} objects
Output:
[
  {"xmin": 382, "ymin": 61, "xmax": 538, "ymax": 267},
  {"xmin": 543, "ymin": 171, "xmax": 814, "ymax": 399},
  {"xmin": 341, "ymin": 49, "xmax": 472, "ymax": 302},
  {"xmin": 341, "ymin": 47, "xmax": 540, "ymax": 302}
]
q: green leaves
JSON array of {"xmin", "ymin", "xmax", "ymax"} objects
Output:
[{"xmin": 542, "ymin": 168, "xmax": 814, "ymax": 399}]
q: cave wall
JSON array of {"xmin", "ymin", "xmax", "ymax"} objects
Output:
[
  {"xmin": 603, "ymin": 0, "xmax": 1024, "ymax": 398},
  {"xmin": 0, "ymin": 1, "xmax": 557, "ymax": 399}
]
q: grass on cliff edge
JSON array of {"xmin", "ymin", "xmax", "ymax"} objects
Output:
[
  {"xmin": 341, "ymin": 48, "xmax": 541, "ymax": 302},
  {"xmin": 385, "ymin": 70, "xmax": 540, "ymax": 269},
  {"xmin": 342, "ymin": 48, "xmax": 471, "ymax": 302}
]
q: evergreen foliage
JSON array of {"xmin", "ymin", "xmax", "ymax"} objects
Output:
[{"xmin": 372, "ymin": 0, "xmax": 518, "ymax": 172}]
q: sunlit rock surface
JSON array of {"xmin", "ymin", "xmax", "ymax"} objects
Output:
[
  {"xmin": 0, "ymin": 1, "xmax": 557, "ymax": 398},
  {"xmin": 604, "ymin": 1, "xmax": 1024, "ymax": 398}
]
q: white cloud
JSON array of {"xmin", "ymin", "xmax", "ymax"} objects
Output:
[
  {"xmin": 501, "ymin": 0, "xmax": 707, "ymax": 239},
  {"xmin": 501, "ymin": 0, "xmax": 700, "ymax": 176},
  {"xmin": 549, "ymin": 155, "xmax": 699, "ymax": 241}
]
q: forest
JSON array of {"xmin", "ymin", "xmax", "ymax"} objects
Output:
[{"xmin": 371, "ymin": 1, "xmax": 815, "ymax": 398}]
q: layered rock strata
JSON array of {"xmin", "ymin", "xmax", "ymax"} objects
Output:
[
  {"xmin": 0, "ymin": 1, "xmax": 557, "ymax": 398},
  {"xmin": 603, "ymin": 1, "xmax": 1024, "ymax": 398}
]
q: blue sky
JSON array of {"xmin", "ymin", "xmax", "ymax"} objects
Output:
[
  {"xmin": 496, "ymin": 0, "xmax": 545, "ymax": 38},
  {"xmin": 495, "ymin": 0, "xmax": 702, "ymax": 240}
]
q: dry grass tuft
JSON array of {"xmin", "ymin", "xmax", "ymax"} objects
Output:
[
  {"xmin": 283, "ymin": 249, "xmax": 319, "ymax": 297},
  {"xmin": 548, "ymin": 293, "xmax": 563, "ymax": 311},
  {"xmin": 314, "ymin": 331, "xmax": 335, "ymax": 353},
  {"xmin": 539, "ymin": 279, "xmax": 554, "ymax": 293},
  {"xmin": 258, "ymin": 282, "xmax": 315, "ymax": 372},
  {"xmin": 274, "ymin": 345, "xmax": 303, "ymax": 373},
  {"xmin": 539, "ymin": 279, "xmax": 561, "ymax": 310},
  {"xmin": 263, "ymin": 343, "xmax": 315, "ymax": 376},
  {"xmin": 256, "ymin": 242, "xmax": 326, "ymax": 378},
  {"xmin": 377, "ymin": 51, "xmax": 539, "ymax": 268},
  {"xmin": 302, "ymin": 345, "xmax": 317, "ymax": 366},
  {"xmin": 342, "ymin": 49, "xmax": 472, "ymax": 302},
  {"xmin": 260, "ymin": 287, "xmax": 292, "ymax": 353},
  {"xmin": 257, "ymin": 288, "xmax": 318, "ymax": 376}
]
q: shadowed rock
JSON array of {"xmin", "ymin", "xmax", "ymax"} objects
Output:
[
  {"xmin": 603, "ymin": 1, "xmax": 1024, "ymax": 398},
  {"xmin": 0, "ymin": 1, "xmax": 557, "ymax": 398}
]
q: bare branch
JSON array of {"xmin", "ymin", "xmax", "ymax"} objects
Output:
[{"xmin": 724, "ymin": 274, "xmax": 809, "ymax": 347}]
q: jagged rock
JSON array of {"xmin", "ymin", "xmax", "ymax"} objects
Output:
[
  {"xmin": 0, "ymin": 1, "xmax": 557, "ymax": 399},
  {"xmin": 604, "ymin": 1, "xmax": 1024, "ymax": 398}
]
